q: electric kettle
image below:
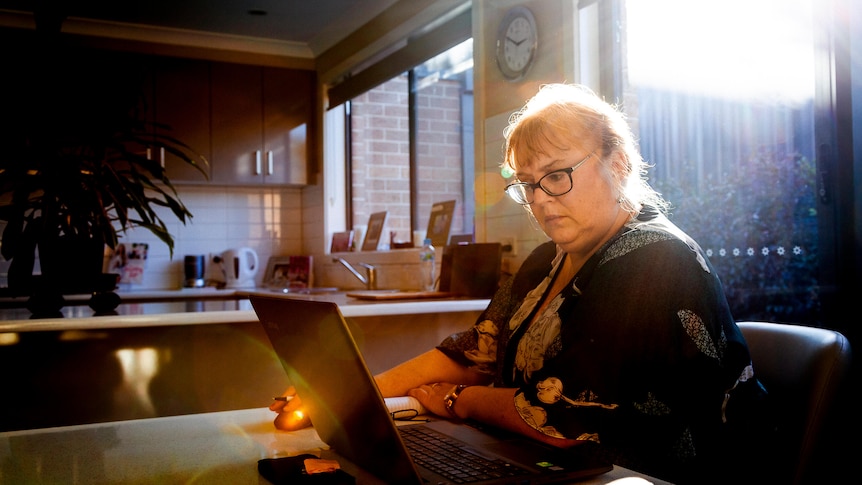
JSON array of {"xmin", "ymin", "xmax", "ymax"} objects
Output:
[{"xmin": 221, "ymin": 247, "xmax": 259, "ymax": 288}]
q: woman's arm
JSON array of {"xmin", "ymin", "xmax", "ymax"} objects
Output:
[
  {"xmin": 272, "ymin": 348, "xmax": 486, "ymax": 430},
  {"xmin": 385, "ymin": 351, "xmax": 580, "ymax": 449},
  {"xmin": 408, "ymin": 382, "xmax": 582, "ymax": 449},
  {"xmin": 374, "ymin": 348, "xmax": 489, "ymax": 397}
]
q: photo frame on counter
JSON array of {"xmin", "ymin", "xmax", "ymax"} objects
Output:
[
  {"xmin": 263, "ymin": 255, "xmax": 313, "ymax": 289},
  {"xmin": 361, "ymin": 211, "xmax": 387, "ymax": 251},
  {"xmin": 426, "ymin": 200, "xmax": 456, "ymax": 247},
  {"xmin": 108, "ymin": 242, "xmax": 149, "ymax": 285},
  {"xmin": 449, "ymin": 233, "xmax": 474, "ymax": 245}
]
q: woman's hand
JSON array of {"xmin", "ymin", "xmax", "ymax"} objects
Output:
[
  {"xmin": 408, "ymin": 382, "xmax": 460, "ymax": 418},
  {"xmin": 413, "ymin": 384, "xmax": 585, "ymax": 449},
  {"xmin": 270, "ymin": 386, "xmax": 312, "ymax": 431}
]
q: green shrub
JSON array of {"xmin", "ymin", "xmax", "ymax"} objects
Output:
[{"xmin": 654, "ymin": 150, "xmax": 820, "ymax": 324}]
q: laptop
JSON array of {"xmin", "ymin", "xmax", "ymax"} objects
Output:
[{"xmin": 250, "ymin": 294, "xmax": 614, "ymax": 484}]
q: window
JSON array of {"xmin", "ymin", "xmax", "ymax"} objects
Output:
[
  {"xmin": 348, "ymin": 39, "xmax": 474, "ymax": 248},
  {"xmin": 606, "ymin": 0, "xmax": 832, "ymax": 324}
]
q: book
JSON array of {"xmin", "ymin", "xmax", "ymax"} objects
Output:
[
  {"xmin": 426, "ymin": 200, "xmax": 456, "ymax": 247},
  {"xmin": 361, "ymin": 211, "xmax": 388, "ymax": 251},
  {"xmin": 384, "ymin": 396, "xmax": 428, "ymax": 417}
]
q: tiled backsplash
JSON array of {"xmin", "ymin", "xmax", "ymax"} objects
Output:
[
  {"xmin": 0, "ymin": 184, "xmax": 455, "ymax": 292},
  {"xmin": 118, "ymin": 185, "xmax": 305, "ymax": 290},
  {"xmin": 0, "ymin": 185, "xmax": 304, "ymax": 291}
]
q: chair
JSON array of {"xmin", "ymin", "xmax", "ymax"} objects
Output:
[{"xmin": 737, "ymin": 321, "xmax": 852, "ymax": 484}]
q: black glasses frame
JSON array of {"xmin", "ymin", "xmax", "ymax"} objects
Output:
[{"xmin": 504, "ymin": 152, "xmax": 594, "ymax": 205}]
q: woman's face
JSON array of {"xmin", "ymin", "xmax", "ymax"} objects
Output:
[{"xmin": 515, "ymin": 141, "xmax": 624, "ymax": 257}]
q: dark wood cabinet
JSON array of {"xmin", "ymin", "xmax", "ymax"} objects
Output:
[
  {"xmin": 262, "ymin": 67, "xmax": 314, "ymax": 185},
  {"xmin": 153, "ymin": 58, "xmax": 212, "ymax": 183},
  {"xmin": 210, "ymin": 62, "xmax": 263, "ymax": 184},
  {"xmin": 133, "ymin": 55, "xmax": 211, "ymax": 183},
  {"xmin": 210, "ymin": 63, "xmax": 313, "ymax": 185},
  {"xmin": 131, "ymin": 57, "xmax": 313, "ymax": 186},
  {"xmin": 4, "ymin": 37, "xmax": 314, "ymax": 187}
]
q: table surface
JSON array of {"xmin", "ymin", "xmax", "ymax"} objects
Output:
[{"xmin": 0, "ymin": 408, "xmax": 668, "ymax": 484}]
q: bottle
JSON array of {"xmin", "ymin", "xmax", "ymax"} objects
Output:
[{"xmin": 419, "ymin": 238, "xmax": 436, "ymax": 291}]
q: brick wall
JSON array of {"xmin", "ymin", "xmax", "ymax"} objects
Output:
[{"xmin": 351, "ymin": 76, "xmax": 465, "ymax": 246}]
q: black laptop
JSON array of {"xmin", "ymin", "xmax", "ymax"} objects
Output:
[{"xmin": 250, "ymin": 294, "xmax": 613, "ymax": 484}]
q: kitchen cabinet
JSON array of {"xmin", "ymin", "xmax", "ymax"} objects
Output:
[
  {"xmin": 133, "ymin": 56, "xmax": 211, "ymax": 183},
  {"xmin": 262, "ymin": 67, "xmax": 314, "ymax": 185},
  {"xmin": 210, "ymin": 63, "xmax": 314, "ymax": 185},
  {"xmin": 153, "ymin": 58, "xmax": 211, "ymax": 183}
]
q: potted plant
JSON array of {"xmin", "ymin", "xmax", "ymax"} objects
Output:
[{"xmin": 0, "ymin": 25, "xmax": 207, "ymax": 315}]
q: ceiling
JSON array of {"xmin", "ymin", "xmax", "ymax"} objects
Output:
[{"xmin": 0, "ymin": 0, "xmax": 398, "ymax": 56}]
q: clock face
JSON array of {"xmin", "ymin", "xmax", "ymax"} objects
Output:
[{"xmin": 496, "ymin": 7, "xmax": 537, "ymax": 81}]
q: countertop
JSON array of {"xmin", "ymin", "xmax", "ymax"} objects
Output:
[
  {"xmin": 0, "ymin": 287, "xmax": 249, "ymax": 321},
  {"xmin": 0, "ymin": 407, "xmax": 666, "ymax": 484},
  {"xmin": 0, "ymin": 286, "xmax": 243, "ymax": 306},
  {"xmin": 0, "ymin": 289, "xmax": 490, "ymax": 333}
]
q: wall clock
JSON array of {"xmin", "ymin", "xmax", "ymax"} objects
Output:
[{"xmin": 495, "ymin": 6, "xmax": 538, "ymax": 81}]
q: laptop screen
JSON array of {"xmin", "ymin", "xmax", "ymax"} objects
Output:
[{"xmin": 252, "ymin": 294, "xmax": 423, "ymax": 483}]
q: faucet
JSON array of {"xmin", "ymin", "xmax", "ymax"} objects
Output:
[{"xmin": 333, "ymin": 258, "xmax": 377, "ymax": 290}]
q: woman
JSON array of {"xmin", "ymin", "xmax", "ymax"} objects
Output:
[{"xmin": 273, "ymin": 83, "xmax": 770, "ymax": 483}]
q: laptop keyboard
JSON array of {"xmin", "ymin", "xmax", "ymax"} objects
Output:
[{"xmin": 400, "ymin": 425, "xmax": 531, "ymax": 483}]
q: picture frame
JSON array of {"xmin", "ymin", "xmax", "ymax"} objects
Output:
[
  {"xmin": 361, "ymin": 211, "xmax": 388, "ymax": 251},
  {"xmin": 108, "ymin": 242, "xmax": 149, "ymax": 285},
  {"xmin": 426, "ymin": 200, "xmax": 456, "ymax": 247},
  {"xmin": 263, "ymin": 255, "xmax": 313, "ymax": 289},
  {"xmin": 449, "ymin": 234, "xmax": 474, "ymax": 245},
  {"xmin": 330, "ymin": 230, "xmax": 355, "ymax": 252}
]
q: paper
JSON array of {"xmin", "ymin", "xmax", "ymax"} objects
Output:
[{"xmin": 384, "ymin": 396, "xmax": 427, "ymax": 416}]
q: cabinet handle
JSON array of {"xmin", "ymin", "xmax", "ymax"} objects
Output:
[
  {"xmin": 255, "ymin": 150, "xmax": 262, "ymax": 175},
  {"xmin": 146, "ymin": 147, "xmax": 152, "ymax": 160},
  {"xmin": 267, "ymin": 151, "xmax": 274, "ymax": 175},
  {"xmin": 159, "ymin": 147, "xmax": 165, "ymax": 168}
]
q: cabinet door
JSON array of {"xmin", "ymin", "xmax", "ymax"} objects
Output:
[
  {"xmin": 154, "ymin": 58, "xmax": 211, "ymax": 183},
  {"xmin": 262, "ymin": 68, "xmax": 314, "ymax": 185},
  {"xmin": 118, "ymin": 52, "xmax": 155, "ymax": 167},
  {"xmin": 210, "ymin": 63, "xmax": 264, "ymax": 185}
]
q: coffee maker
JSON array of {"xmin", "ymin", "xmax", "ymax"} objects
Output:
[{"xmin": 184, "ymin": 255, "xmax": 205, "ymax": 288}]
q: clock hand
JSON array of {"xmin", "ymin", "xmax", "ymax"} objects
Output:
[{"xmin": 506, "ymin": 36, "xmax": 527, "ymax": 46}]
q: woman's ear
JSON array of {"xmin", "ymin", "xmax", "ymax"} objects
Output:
[{"xmin": 606, "ymin": 150, "xmax": 630, "ymax": 186}]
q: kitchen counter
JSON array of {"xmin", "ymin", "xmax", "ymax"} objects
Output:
[
  {"xmin": 1, "ymin": 290, "xmax": 489, "ymax": 431},
  {"xmin": 0, "ymin": 286, "xmax": 246, "ymax": 319},
  {"xmin": 0, "ymin": 290, "xmax": 490, "ymax": 332},
  {"xmin": 0, "ymin": 286, "xmax": 241, "ymax": 307}
]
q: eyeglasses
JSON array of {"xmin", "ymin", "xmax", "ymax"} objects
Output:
[{"xmin": 504, "ymin": 152, "xmax": 594, "ymax": 205}]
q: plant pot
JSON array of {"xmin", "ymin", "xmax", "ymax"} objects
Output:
[
  {"xmin": 25, "ymin": 273, "xmax": 120, "ymax": 318},
  {"xmin": 37, "ymin": 235, "xmax": 109, "ymax": 294},
  {"xmin": 23, "ymin": 236, "xmax": 120, "ymax": 317}
]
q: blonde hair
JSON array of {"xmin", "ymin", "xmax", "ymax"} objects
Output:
[{"xmin": 502, "ymin": 83, "xmax": 668, "ymax": 214}]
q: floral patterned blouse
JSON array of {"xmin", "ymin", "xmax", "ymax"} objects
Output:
[{"xmin": 436, "ymin": 209, "xmax": 771, "ymax": 483}]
